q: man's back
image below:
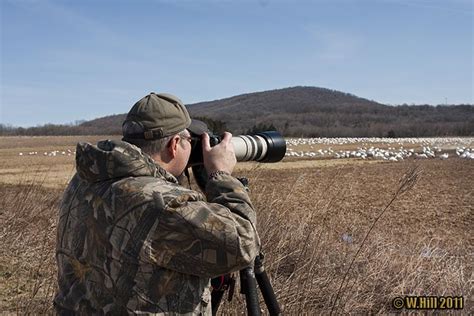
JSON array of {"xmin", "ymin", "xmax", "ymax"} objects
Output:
[{"xmin": 54, "ymin": 140, "xmax": 260, "ymax": 315}]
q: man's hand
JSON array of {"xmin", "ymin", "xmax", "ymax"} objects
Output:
[{"xmin": 202, "ymin": 132, "xmax": 236, "ymax": 176}]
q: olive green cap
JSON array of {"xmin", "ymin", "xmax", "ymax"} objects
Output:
[{"xmin": 122, "ymin": 92, "xmax": 194, "ymax": 140}]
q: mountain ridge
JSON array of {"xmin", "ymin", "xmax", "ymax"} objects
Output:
[{"xmin": 1, "ymin": 86, "xmax": 472, "ymax": 137}]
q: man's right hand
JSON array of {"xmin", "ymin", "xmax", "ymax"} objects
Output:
[{"xmin": 202, "ymin": 132, "xmax": 236, "ymax": 176}]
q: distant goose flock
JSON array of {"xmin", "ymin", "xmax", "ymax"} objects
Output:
[
  {"xmin": 17, "ymin": 137, "xmax": 474, "ymax": 162},
  {"xmin": 19, "ymin": 149, "xmax": 75, "ymax": 157},
  {"xmin": 284, "ymin": 137, "xmax": 474, "ymax": 161}
]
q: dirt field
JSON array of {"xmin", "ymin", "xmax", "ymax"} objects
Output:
[{"xmin": 0, "ymin": 136, "xmax": 472, "ymax": 314}]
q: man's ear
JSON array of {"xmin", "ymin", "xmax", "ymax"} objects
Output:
[{"xmin": 167, "ymin": 135, "xmax": 180, "ymax": 159}]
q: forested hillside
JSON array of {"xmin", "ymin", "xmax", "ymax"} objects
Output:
[{"xmin": 2, "ymin": 86, "xmax": 472, "ymax": 137}]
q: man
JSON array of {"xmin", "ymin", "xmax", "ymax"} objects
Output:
[{"xmin": 54, "ymin": 92, "xmax": 261, "ymax": 315}]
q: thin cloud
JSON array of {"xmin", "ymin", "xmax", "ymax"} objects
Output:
[
  {"xmin": 6, "ymin": 0, "xmax": 122, "ymax": 46},
  {"xmin": 381, "ymin": 0, "xmax": 473, "ymax": 16},
  {"xmin": 304, "ymin": 25, "xmax": 363, "ymax": 62}
]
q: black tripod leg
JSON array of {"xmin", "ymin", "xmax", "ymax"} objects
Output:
[
  {"xmin": 211, "ymin": 290, "xmax": 224, "ymax": 316},
  {"xmin": 240, "ymin": 267, "xmax": 261, "ymax": 316},
  {"xmin": 254, "ymin": 254, "xmax": 281, "ymax": 315}
]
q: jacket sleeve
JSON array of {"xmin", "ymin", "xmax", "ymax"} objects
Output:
[{"xmin": 143, "ymin": 173, "xmax": 261, "ymax": 278}]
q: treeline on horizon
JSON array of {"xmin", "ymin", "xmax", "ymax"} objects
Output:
[
  {"xmin": 1, "ymin": 103, "xmax": 473, "ymax": 138},
  {"xmin": 276, "ymin": 104, "xmax": 474, "ymax": 138}
]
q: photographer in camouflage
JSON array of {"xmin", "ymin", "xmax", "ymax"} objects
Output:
[{"xmin": 54, "ymin": 92, "xmax": 261, "ymax": 315}]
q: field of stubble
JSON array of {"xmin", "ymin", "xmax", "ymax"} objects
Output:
[{"xmin": 0, "ymin": 136, "xmax": 472, "ymax": 314}]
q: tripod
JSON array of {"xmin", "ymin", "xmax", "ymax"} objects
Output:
[
  {"xmin": 241, "ymin": 252, "xmax": 281, "ymax": 315},
  {"xmin": 212, "ymin": 253, "xmax": 281, "ymax": 316},
  {"xmin": 191, "ymin": 171, "xmax": 280, "ymax": 315}
]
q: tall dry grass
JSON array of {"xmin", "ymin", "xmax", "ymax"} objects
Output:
[
  {"xmin": 0, "ymin": 181, "xmax": 60, "ymax": 313},
  {"xmin": 219, "ymin": 162, "xmax": 472, "ymax": 314},
  {"xmin": 1, "ymin": 160, "xmax": 472, "ymax": 314}
]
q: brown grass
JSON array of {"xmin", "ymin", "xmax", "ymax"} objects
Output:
[
  {"xmin": 0, "ymin": 137, "xmax": 473, "ymax": 314},
  {"xmin": 0, "ymin": 183, "xmax": 60, "ymax": 313},
  {"xmin": 222, "ymin": 160, "xmax": 473, "ymax": 314}
]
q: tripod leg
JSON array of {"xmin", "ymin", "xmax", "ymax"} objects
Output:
[
  {"xmin": 254, "ymin": 254, "xmax": 281, "ymax": 315},
  {"xmin": 240, "ymin": 267, "xmax": 261, "ymax": 316},
  {"xmin": 211, "ymin": 290, "xmax": 224, "ymax": 316}
]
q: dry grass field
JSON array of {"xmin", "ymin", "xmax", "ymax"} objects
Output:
[{"xmin": 1, "ymin": 136, "xmax": 473, "ymax": 314}]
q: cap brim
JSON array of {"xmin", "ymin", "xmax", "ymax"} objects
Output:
[{"xmin": 187, "ymin": 119, "xmax": 209, "ymax": 135}]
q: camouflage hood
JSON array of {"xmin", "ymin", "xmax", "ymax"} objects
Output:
[{"xmin": 75, "ymin": 140, "xmax": 174, "ymax": 183}]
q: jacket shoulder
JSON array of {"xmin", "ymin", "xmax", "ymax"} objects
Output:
[{"xmin": 111, "ymin": 176, "xmax": 206, "ymax": 206}]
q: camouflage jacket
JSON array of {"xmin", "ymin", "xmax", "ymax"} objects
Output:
[{"xmin": 54, "ymin": 140, "xmax": 260, "ymax": 315}]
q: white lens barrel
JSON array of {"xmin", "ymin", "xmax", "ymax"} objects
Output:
[{"xmin": 231, "ymin": 135, "xmax": 268, "ymax": 162}]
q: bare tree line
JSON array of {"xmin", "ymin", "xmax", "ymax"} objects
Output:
[{"xmin": 1, "ymin": 86, "xmax": 473, "ymax": 137}]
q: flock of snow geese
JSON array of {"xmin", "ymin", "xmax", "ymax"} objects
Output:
[
  {"xmin": 285, "ymin": 137, "xmax": 474, "ymax": 162},
  {"xmin": 17, "ymin": 137, "xmax": 474, "ymax": 162},
  {"xmin": 18, "ymin": 149, "xmax": 75, "ymax": 157}
]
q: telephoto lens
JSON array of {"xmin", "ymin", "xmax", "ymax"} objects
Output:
[
  {"xmin": 232, "ymin": 131, "xmax": 286, "ymax": 162},
  {"xmin": 188, "ymin": 131, "xmax": 287, "ymax": 166}
]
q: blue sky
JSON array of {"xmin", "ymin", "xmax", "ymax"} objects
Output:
[{"xmin": 1, "ymin": 0, "xmax": 473, "ymax": 127}]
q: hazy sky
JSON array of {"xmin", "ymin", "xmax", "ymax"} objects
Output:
[{"xmin": 1, "ymin": 0, "xmax": 473, "ymax": 127}]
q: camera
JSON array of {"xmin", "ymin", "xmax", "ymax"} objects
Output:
[{"xmin": 187, "ymin": 131, "xmax": 287, "ymax": 166}]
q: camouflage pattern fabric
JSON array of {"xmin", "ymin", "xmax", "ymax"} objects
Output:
[{"xmin": 54, "ymin": 140, "xmax": 260, "ymax": 315}]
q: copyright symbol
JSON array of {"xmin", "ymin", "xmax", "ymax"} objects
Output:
[{"xmin": 392, "ymin": 297, "xmax": 404, "ymax": 309}]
